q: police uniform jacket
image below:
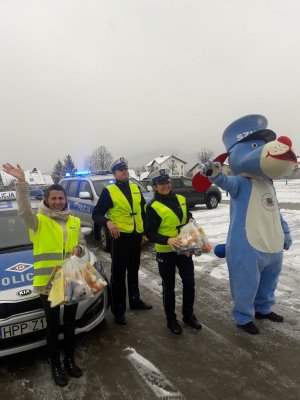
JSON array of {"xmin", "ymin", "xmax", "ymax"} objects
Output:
[
  {"xmin": 145, "ymin": 191, "xmax": 193, "ymax": 246},
  {"xmin": 92, "ymin": 179, "xmax": 146, "ymax": 235}
]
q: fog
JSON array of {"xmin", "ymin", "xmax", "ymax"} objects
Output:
[{"xmin": 1, "ymin": 0, "xmax": 300, "ymax": 171}]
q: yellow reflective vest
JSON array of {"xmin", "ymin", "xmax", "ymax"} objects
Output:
[
  {"xmin": 106, "ymin": 183, "xmax": 144, "ymax": 233},
  {"xmin": 29, "ymin": 214, "xmax": 80, "ymax": 289},
  {"xmin": 150, "ymin": 194, "xmax": 187, "ymax": 252}
]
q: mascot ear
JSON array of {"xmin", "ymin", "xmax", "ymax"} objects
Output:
[{"xmin": 192, "ymin": 153, "xmax": 228, "ymax": 192}]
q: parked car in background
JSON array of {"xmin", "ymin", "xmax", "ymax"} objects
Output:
[
  {"xmin": 60, "ymin": 171, "xmax": 153, "ymax": 251},
  {"xmin": 140, "ymin": 175, "xmax": 222, "ymax": 209},
  {"xmin": 0, "ymin": 190, "xmax": 108, "ymax": 357}
]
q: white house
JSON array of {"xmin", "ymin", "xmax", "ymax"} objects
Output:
[
  {"xmin": 0, "ymin": 168, "xmax": 53, "ymax": 187},
  {"xmin": 146, "ymin": 155, "xmax": 187, "ymax": 176}
]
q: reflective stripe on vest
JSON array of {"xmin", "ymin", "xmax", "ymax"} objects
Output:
[
  {"xmin": 107, "ymin": 183, "xmax": 143, "ymax": 233},
  {"xmin": 150, "ymin": 194, "xmax": 187, "ymax": 253},
  {"xmin": 29, "ymin": 214, "xmax": 80, "ymax": 287}
]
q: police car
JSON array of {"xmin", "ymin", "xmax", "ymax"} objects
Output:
[
  {"xmin": 59, "ymin": 171, "xmax": 153, "ymax": 251},
  {"xmin": 0, "ymin": 190, "xmax": 108, "ymax": 357}
]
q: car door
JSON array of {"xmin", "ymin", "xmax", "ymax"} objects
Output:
[
  {"xmin": 181, "ymin": 177, "xmax": 204, "ymax": 206},
  {"xmin": 66, "ymin": 180, "xmax": 93, "ymax": 228},
  {"xmin": 77, "ymin": 180, "xmax": 95, "ymax": 227},
  {"xmin": 171, "ymin": 178, "xmax": 190, "ymax": 200}
]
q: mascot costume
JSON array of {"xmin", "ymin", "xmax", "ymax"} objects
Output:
[{"xmin": 193, "ymin": 114, "xmax": 297, "ymax": 334}]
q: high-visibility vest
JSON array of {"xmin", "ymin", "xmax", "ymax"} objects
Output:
[
  {"xmin": 150, "ymin": 194, "xmax": 187, "ymax": 252},
  {"xmin": 29, "ymin": 214, "xmax": 80, "ymax": 288},
  {"xmin": 107, "ymin": 183, "xmax": 143, "ymax": 233}
]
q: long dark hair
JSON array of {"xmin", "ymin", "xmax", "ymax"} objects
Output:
[{"xmin": 43, "ymin": 184, "xmax": 67, "ymax": 209}]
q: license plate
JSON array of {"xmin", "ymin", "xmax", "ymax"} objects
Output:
[{"xmin": 0, "ymin": 317, "xmax": 46, "ymax": 339}]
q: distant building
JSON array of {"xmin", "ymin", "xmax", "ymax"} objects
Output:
[
  {"xmin": 146, "ymin": 155, "xmax": 187, "ymax": 176},
  {"xmin": 186, "ymin": 163, "xmax": 200, "ymax": 178},
  {"xmin": 0, "ymin": 168, "xmax": 53, "ymax": 188}
]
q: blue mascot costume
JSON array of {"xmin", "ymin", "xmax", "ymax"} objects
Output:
[{"xmin": 195, "ymin": 115, "xmax": 297, "ymax": 334}]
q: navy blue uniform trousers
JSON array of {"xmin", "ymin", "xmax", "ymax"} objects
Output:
[
  {"xmin": 156, "ymin": 252, "xmax": 195, "ymax": 322},
  {"xmin": 110, "ymin": 233, "xmax": 142, "ymax": 317}
]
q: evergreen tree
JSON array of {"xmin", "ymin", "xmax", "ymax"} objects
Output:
[
  {"xmin": 51, "ymin": 160, "xmax": 64, "ymax": 184},
  {"xmin": 63, "ymin": 154, "xmax": 76, "ymax": 175}
]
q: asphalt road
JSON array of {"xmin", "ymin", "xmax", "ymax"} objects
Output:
[{"xmin": 0, "ymin": 234, "xmax": 299, "ymax": 400}]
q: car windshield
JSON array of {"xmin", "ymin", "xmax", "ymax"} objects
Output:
[
  {"xmin": 92, "ymin": 178, "xmax": 149, "ymax": 196},
  {"xmin": 0, "ymin": 210, "xmax": 31, "ymax": 250},
  {"xmin": 92, "ymin": 179, "xmax": 116, "ymax": 196}
]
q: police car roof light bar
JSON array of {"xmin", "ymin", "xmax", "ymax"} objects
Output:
[{"xmin": 65, "ymin": 170, "xmax": 91, "ymax": 177}]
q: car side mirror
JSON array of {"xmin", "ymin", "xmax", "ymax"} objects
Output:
[{"xmin": 79, "ymin": 191, "xmax": 93, "ymax": 200}]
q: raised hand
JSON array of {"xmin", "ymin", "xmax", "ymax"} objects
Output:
[{"xmin": 2, "ymin": 163, "xmax": 26, "ymax": 182}]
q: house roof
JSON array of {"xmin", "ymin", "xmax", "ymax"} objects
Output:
[
  {"xmin": 187, "ymin": 163, "xmax": 200, "ymax": 174},
  {"xmin": 146, "ymin": 155, "xmax": 187, "ymax": 167}
]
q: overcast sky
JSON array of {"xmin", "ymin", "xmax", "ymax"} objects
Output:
[{"xmin": 1, "ymin": 0, "xmax": 300, "ymax": 172}]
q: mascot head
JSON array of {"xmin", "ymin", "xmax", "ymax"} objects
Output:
[{"xmin": 223, "ymin": 114, "xmax": 297, "ymax": 179}]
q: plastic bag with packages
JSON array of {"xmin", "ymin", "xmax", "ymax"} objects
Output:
[
  {"xmin": 176, "ymin": 222, "xmax": 212, "ymax": 256},
  {"xmin": 197, "ymin": 226, "xmax": 213, "ymax": 254},
  {"xmin": 63, "ymin": 256, "xmax": 94, "ymax": 305},
  {"xmin": 80, "ymin": 260, "xmax": 107, "ymax": 295},
  {"xmin": 46, "ymin": 255, "xmax": 108, "ymax": 306}
]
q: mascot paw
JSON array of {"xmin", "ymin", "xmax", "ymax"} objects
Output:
[
  {"xmin": 199, "ymin": 160, "xmax": 222, "ymax": 177},
  {"xmin": 284, "ymin": 232, "xmax": 292, "ymax": 250}
]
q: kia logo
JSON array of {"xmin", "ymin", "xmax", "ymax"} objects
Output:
[{"xmin": 17, "ymin": 289, "xmax": 32, "ymax": 296}]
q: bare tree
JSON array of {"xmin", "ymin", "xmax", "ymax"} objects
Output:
[
  {"xmin": 84, "ymin": 146, "xmax": 113, "ymax": 172},
  {"xmin": 197, "ymin": 148, "xmax": 214, "ymax": 164}
]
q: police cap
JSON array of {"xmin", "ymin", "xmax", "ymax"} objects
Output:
[
  {"xmin": 110, "ymin": 157, "xmax": 128, "ymax": 173},
  {"xmin": 222, "ymin": 114, "xmax": 276, "ymax": 152},
  {"xmin": 148, "ymin": 169, "xmax": 171, "ymax": 184}
]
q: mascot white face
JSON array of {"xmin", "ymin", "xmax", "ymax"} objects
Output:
[
  {"xmin": 228, "ymin": 135, "xmax": 297, "ymax": 180},
  {"xmin": 260, "ymin": 137, "xmax": 297, "ymax": 179}
]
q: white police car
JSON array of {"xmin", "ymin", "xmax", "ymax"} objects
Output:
[
  {"xmin": 0, "ymin": 191, "xmax": 108, "ymax": 357},
  {"xmin": 59, "ymin": 171, "xmax": 153, "ymax": 251}
]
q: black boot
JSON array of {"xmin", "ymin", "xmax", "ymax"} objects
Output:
[
  {"xmin": 237, "ymin": 321, "xmax": 260, "ymax": 335},
  {"xmin": 51, "ymin": 364, "xmax": 68, "ymax": 386},
  {"xmin": 114, "ymin": 314, "xmax": 127, "ymax": 325},
  {"xmin": 130, "ymin": 299, "xmax": 153, "ymax": 310},
  {"xmin": 167, "ymin": 319, "xmax": 182, "ymax": 335},
  {"xmin": 64, "ymin": 357, "xmax": 82, "ymax": 378},
  {"xmin": 182, "ymin": 315, "xmax": 202, "ymax": 330},
  {"xmin": 255, "ymin": 312, "xmax": 284, "ymax": 322}
]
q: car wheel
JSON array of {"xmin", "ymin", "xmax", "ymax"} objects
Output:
[
  {"xmin": 206, "ymin": 194, "xmax": 219, "ymax": 209},
  {"xmin": 99, "ymin": 226, "xmax": 111, "ymax": 252}
]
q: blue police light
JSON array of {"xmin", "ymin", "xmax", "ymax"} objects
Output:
[{"xmin": 65, "ymin": 170, "xmax": 91, "ymax": 177}]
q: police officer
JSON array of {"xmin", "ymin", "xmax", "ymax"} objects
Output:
[
  {"xmin": 145, "ymin": 169, "xmax": 202, "ymax": 335},
  {"xmin": 92, "ymin": 157, "xmax": 152, "ymax": 325}
]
